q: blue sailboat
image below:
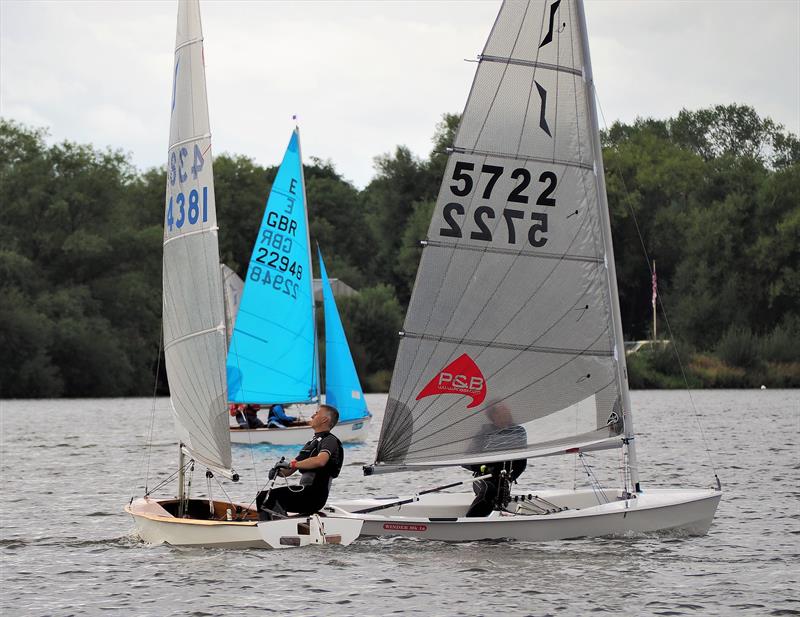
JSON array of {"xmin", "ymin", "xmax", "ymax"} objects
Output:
[
  {"xmin": 226, "ymin": 129, "xmax": 370, "ymax": 444},
  {"xmin": 318, "ymin": 249, "xmax": 371, "ymax": 426}
]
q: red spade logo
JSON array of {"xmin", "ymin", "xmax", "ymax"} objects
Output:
[{"xmin": 416, "ymin": 353, "xmax": 487, "ymax": 408}]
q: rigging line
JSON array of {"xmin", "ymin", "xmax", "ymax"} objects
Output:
[
  {"xmin": 383, "ymin": 209, "xmax": 598, "ymax": 448},
  {"xmin": 134, "ymin": 322, "xmax": 164, "ymax": 499},
  {"xmin": 579, "ymin": 452, "xmax": 609, "ymax": 505},
  {"xmin": 212, "ymin": 474, "xmax": 236, "ymax": 510},
  {"xmin": 594, "ymin": 93, "xmax": 719, "ymax": 478},
  {"xmin": 145, "ymin": 459, "xmax": 192, "ymax": 497}
]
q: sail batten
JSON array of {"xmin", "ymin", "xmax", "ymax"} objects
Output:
[
  {"xmin": 450, "ymin": 146, "xmax": 593, "ymax": 170},
  {"xmin": 424, "ymin": 240, "xmax": 604, "ymax": 262},
  {"xmin": 374, "ymin": 0, "xmax": 625, "ymax": 470},
  {"xmin": 478, "ymin": 55, "xmax": 583, "ymax": 77}
]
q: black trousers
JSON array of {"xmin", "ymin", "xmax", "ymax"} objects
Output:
[
  {"xmin": 256, "ymin": 486, "xmax": 327, "ymax": 518},
  {"xmin": 465, "ymin": 476, "xmax": 509, "ymax": 517}
]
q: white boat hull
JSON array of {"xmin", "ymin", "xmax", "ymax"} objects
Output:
[
  {"xmin": 328, "ymin": 487, "xmax": 721, "ymax": 542},
  {"xmin": 230, "ymin": 416, "xmax": 371, "ymax": 445},
  {"xmin": 125, "ymin": 498, "xmax": 361, "ymax": 549}
]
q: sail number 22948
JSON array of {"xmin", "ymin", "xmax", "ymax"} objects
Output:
[{"xmin": 439, "ymin": 161, "xmax": 557, "ymax": 247}]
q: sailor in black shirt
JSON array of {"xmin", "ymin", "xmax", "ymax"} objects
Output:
[{"xmin": 257, "ymin": 404, "xmax": 344, "ymax": 520}]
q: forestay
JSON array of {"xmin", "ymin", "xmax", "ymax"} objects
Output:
[
  {"xmin": 227, "ymin": 130, "xmax": 318, "ymax": 404},
  {"xmin": 375, "ymin": 0, "xmax": 628, "ymax": 470},
  {"xmin": 162, "ymin": 0, "xmax": 232, "ymax": 474},
  {"xmin": 318, "ymin": 250, "xmax": 369, "ymax": 423}
]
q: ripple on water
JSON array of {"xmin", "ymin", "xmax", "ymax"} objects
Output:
[{"xmin": 1, "ymin": 391, "xmax": 798, "ymax": 616}]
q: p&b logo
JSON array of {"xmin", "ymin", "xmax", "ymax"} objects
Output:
[{"xmin": 416, "ymin": 353, "xmax": 487, "ymax": 409}]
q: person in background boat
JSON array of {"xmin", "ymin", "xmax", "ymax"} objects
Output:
[
  {"xmin": 229, "ymin": 403, "xmax": 266, "ymax": 429},
  {"xmin": 267, "ymin": 403, "xmax": 298, "ymax": 428},
  {"xmin": 465, "ymin": 401, "xmax": 528, "ymax": 517},
  {"xmin": 256, "ymin": 404, "xmax": 344, "ymax": 521}
]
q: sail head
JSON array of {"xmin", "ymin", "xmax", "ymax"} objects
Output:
[{"xmin": 375, "ymin": 0, "xmax": 625, "ymax": 470}]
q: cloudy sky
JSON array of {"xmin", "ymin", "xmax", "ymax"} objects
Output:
[{"xmin": 2, "ymin": 0, "xmax": 798, "ymax": 187}]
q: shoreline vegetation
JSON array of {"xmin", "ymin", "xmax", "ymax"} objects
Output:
[{"xmin": 1, "ymin": 104, "xmax": 798, "ymax": 397}]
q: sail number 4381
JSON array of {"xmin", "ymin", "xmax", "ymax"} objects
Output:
[
  {"xmin": 166, "ymin": 187, "xmax": 208, "ymax": 231},
  {"xmin": 439, "ymin": 161, "xmax": 557, "ymax": 247}
]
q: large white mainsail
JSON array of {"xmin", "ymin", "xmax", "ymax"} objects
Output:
[
  {"xmin": 374, "ymin": 0, "xmax": 631, "ymax": 472},
  {"xmin": 162, "ymin": 0, "xmax": 233, "ymax": 476}
]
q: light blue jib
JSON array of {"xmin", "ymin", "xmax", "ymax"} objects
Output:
[
  {"xmin": 318, "ymin": 249, "xmax": 369, "ymax": 422},
  {"xmin": 227, "ymin": 130, "xmax": 317, "ymax": 403}
]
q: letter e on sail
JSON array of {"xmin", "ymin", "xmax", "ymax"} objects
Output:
[{"xmin": 416, "ymin": 353, "xmax": 487, "ymax": 408}]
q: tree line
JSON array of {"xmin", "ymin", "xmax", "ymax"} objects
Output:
[{"xmin": 0, "ymin": 104, "xmax": 797, "ymax": 397}]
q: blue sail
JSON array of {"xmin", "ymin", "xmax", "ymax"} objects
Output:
[
  {"xmin": 227, "ymin": 130, "xmax": 317, "ymax": 403},
  {"xmin": 318, "ymin": 249, "xmax": 369, "ymax": 422}
]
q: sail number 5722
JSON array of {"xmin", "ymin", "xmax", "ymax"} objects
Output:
[{"xmin": 439, "ymin": 161, "xmax": 557, "ymax": 247}]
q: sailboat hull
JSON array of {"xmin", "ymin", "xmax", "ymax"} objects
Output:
[
  {"xmin": 125, "ymin": 498, "xmax": 362, "ymax": 549},
  {"xmin": 328, "ymin": 488, "xmax": 721, "ymax": 542},
  {"xmin": 126, "ymin": 498, "xmax": 264, "ymax": 548},
  {"xmin": 230, "ymin": 416, "xmax": 371, "ymax": 445}
]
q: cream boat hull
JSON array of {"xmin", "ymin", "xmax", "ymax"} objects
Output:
[{"xmin": 126, "ymin": 498, "xmax": 362, "ymax": 549}]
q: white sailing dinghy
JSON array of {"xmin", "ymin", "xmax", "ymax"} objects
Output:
[
  {"xmin": 126, "ymin": 0, "xmax": 362, "ymax": 548},
  {"xmin": 328, "ymin": 0, "xmax": 721, "ymax": 542},
  {"xmin": 224, "ymin": 136, "xmax": 371, "ymax": 445}
]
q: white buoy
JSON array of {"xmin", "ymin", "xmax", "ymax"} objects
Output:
[{"xmin": 760, "ymin": 385, "xmax": 767, "ymax": 390}]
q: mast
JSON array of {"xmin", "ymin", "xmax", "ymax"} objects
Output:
[
  {"xmin": 177, "ymin": 444, "xmax": 186, "ymax": 517},
  {"xmin": 576, "ymin": 0, "xmax": 640, "ymax": 492},
  {"xmin": 295, "ymin": 125, "xmax": 320, "ymax": 401},
  {"xmin": 221, "ymin": 266, "xmax": 232, "ymax": 349},
  {"xmin": 652, "ymin": 260, "xmax": 657, "ymax": 341}
]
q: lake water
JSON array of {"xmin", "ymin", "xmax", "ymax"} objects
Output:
[{"xmin": 1, "ymin": 390, "xmax": 798, "ymax": 616}]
